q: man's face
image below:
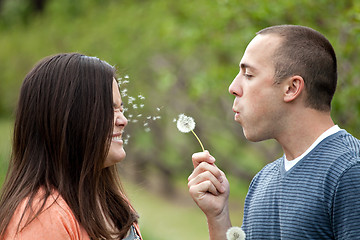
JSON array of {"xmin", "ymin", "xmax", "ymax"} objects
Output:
[{"xmin": 229, "ymin": 34, "xmax": 287, "ymax": 142}]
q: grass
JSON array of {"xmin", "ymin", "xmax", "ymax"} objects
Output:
[
  {"xmin": 124, "ymin": 181, "xmax": 210, "ymax": 239},
  {"xmin": 124, "ymin": 178, "xmax": 245, "ymax": 240}
]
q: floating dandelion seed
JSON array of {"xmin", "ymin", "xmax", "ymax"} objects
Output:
[
  {"xmin": 128, "ymin": 96, "xmax": 136, "ymax": 104},
  {"xmin": 226, "ymin": 227, "xmax": 246, "ymax": 240},
  {"xmin": 176, "ymin": 114, "xmax": 205, "ymax": 152},
  {"xmin": 117, "ymin": 74, "xmax": 164, "ymax": 135}
]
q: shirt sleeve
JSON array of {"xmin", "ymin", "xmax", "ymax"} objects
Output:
[{"xmin": 332, "ymin": 161, "xmax": 360, "ymax": 239}]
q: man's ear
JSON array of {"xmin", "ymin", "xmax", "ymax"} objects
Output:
[{"xmin": 283, "ymin": 75, "xmax": 305, "ymax": 103}]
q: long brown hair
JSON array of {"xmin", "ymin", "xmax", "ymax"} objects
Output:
[{"xmin": 0, "ymin": 53, "xmax": 137, "ymax": 239}]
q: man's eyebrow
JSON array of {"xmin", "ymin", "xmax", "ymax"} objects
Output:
[{"xmin": 240, "ymin": 63, "xmax": 256, "ymax": 71}]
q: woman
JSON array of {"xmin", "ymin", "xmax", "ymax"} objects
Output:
[{"xmin": 0, "ymin": 53, "xmax": 142, "ymax": 239}]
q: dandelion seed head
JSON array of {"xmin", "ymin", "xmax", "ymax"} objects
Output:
[
  {"xmin": 226, "ymin": 227, "xmax": 246, "ymax": 240},
  {"xmin": 133, "ymin": 104, "xmax": 138, "ymax": 109},
  {"xmin": 176, "ymin": 114, "xmax": 196, "ymax": 133}
]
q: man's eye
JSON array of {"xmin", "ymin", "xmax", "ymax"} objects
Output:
[{"xmin": 244, "ymin": 73, "xmax": 253, "ymax": 79}]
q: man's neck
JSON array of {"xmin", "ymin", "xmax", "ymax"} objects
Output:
[{"xmin": 276, "ymin": 108, "xmax": 335, "ymax": 160}]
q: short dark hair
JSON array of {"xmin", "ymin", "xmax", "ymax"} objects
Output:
[
  {"xmin": 257, "ymin": 25, "xmax": 337, "ymax": 111},
  {"xmin": 0, "ymin": 53, "xmax": 137, "ymax": 239}
]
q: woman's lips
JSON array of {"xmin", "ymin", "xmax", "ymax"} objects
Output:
[{"xmin": 111, "ymin": 132, "xmax": 123, "ymax": 142}]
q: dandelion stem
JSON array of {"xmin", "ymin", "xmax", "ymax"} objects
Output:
[{"xmin": 191, "ymin": 130, "xmax": 205, "ymax": 152}]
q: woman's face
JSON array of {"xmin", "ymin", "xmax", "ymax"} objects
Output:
[{"xmin": 104, "ymin": 79, "xmax": 128, "ymax": 168}]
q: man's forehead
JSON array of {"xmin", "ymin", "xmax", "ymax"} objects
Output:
[
  {"xmin": 248, "ymin": 34, "xmax": 283, "ymax": 52},
  {"xmin": 239, "ymin": 34, "xmax": 283, "ymax": 66}
]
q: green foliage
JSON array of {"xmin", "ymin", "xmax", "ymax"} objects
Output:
[
  {"xmin": 0, "ymin": 119, "xmax": 12, "ymax": 186},
  {"xmin": 0, "ymin": 1, "xmax": 360, "ymax": 238}
]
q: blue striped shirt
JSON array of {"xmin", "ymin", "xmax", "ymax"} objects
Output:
[{"xmin": 242, "ymin": 130, "xmax": 360, "ymax": 239}]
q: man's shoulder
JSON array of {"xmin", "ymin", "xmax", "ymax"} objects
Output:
[
  {"xmin": 310, "ymin": 130, "xmax": 360, "ymax": 181},
  {"xmin": 319, "ymin": 130, "xmax": 360, "ymax": 163},
  {"xmin": 336, "ymin": 130, "xmax": 360, "ymax": 156},
  {"xmin": 252, "ymin": 157, "xmax": 283, "ymax": 180}
]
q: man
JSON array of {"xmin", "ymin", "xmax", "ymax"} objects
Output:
[{"xmin": 188, "ymin": 25, "xmax": 360, "ymax": 239}]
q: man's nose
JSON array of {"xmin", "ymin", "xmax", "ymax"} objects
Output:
[{"xmin": 228, "ymin": 74, "xmax": 242, "ymax": 97}]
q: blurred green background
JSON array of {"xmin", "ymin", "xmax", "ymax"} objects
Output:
[{"xmin": 0, "ymin": 0, "xmax": 359, "ymax": 239}]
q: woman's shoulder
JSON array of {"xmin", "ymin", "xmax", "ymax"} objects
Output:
[{"xmin": 4, "ymin": 188, "xmax": 90, "ymax": 240}]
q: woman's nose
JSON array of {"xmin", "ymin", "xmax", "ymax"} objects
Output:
[{"xmin": 115, "ymin": 113, "xmax": 128, "ymax": 127}]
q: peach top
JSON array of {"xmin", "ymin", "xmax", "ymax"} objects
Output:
[{"xmin": 3, "ymin": 189, "xmax": 90, "ymax": 240}]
